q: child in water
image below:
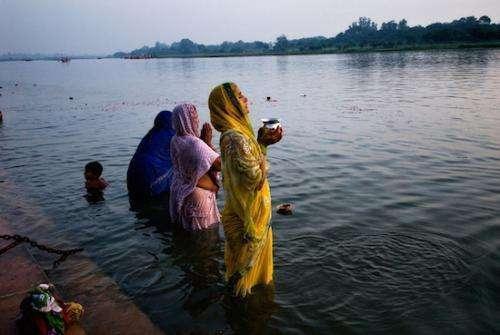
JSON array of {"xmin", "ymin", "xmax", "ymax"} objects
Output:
[{"xmin": 84, "ymin": 161, "xmax": 108, "ymax": 201}]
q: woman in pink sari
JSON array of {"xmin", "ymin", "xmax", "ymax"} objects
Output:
[{"xmin": 170, "ymin": 103, "xmax": 221, "ymax": 230}]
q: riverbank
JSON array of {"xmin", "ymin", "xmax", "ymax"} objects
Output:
[
  {"xmin": 117, "ymin": 41, "xmax": 500, "ymax": 59},
  {"xmin": 1, "ymin": 41, "xmax": 499, "ymax": 63}
]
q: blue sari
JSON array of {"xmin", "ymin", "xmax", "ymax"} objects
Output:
[{"xmin": 127, "ymin": 111, "xmax": 175, "ymax": 200}]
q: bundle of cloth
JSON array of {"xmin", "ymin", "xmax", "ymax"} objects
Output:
[{"xmin": 16, "ymin": 284, "xmax": 84, "ymax": 335}]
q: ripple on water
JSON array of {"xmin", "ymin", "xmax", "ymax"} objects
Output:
[{"xmin": 274, "ymin": 227, "xmax": 488, "ymax": 333}]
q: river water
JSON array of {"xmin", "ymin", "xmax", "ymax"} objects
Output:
[{"xmin": 1, "ymin": 50, "xmax": 500, "ymax": 334}]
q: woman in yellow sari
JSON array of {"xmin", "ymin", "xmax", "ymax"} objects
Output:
[{"xmin": 208, "ymin": 82, "xmax": 283, "ymax": 296}]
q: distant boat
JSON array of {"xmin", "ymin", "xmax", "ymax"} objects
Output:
[{"xmin": 60, "ymin": 57, "xmax": 70, "ymax": 63}]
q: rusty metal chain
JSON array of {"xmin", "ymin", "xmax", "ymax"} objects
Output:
[{"xmin": 0, "ymin": 234, "xmax": 84, "ymax": 268}]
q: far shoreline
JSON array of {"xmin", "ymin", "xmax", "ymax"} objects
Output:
[
  {"xmin": 118, "ymin": 41, "xmax": 500, "ymax": 60},
  {"xmin": 1, "ymin": 42, "xmax": 500, "ymax": 63}
]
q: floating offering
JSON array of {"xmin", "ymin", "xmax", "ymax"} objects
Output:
[
  {"xmin": 277, "ymin": 203, "xmax": 293, "ymax": 215},
  {"xmin": 261, "ymin": 118, "xmax": 281, "ymax": 130}
]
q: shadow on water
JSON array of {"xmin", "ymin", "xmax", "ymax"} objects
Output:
[
  {"xmin": 130, "ymin": 195, "xmax": 279, "ymax": 334},
  {"xmin": 128, "ymin": 192, "xmax": 170, "ymax": 217}
]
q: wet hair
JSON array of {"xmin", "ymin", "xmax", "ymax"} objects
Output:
[{"xmin": 85, "ymin": 161, "xmax": 103, "ymax": 177}]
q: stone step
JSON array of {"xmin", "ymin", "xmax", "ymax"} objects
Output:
[{"xmin": 0, "ymin": 218, "xmax": 165, "ymax": 335}]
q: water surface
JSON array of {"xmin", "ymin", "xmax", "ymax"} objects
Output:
[{"xmin": 1, "ymin": 50, "xmax": 500, "ymax": 334}]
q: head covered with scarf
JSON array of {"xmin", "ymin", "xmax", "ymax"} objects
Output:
[
  {"xmin": 169, "ymin": 103, "xmax": 219, "ymax": 224},
  {"xmin": 137, "ymin": 110, "xmax": 174, "ymax": 157},
  {"xmin": 153, "ymin": 110, "xmax": 173, "ymax": 130},
  {"xmin": 208, "ymin": 82, "xmax": 256, "ymax": 142},
  {"xmin": 127, "ymin": 110, "xmax": 175, "ymax": 199},
  {"xmin": 172, "ymin": 103, "xmax": 200, "ymax": 137}
]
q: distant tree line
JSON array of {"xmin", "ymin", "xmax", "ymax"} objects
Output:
[{"xmin": 114, "ymin": 15, "xmax": 500, "ymax": 58}]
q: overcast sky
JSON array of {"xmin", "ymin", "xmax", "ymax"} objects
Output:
[{"xmin": 1, "ymin": 0, "xmax": 499, "ymax": 55}]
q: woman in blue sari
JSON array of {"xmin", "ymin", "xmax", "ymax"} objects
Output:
[{"xmin": 127, "ymin": 110, "xmax": 175, "ymax": 207}]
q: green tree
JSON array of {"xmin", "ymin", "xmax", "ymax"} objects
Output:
[
  {"xmin": 398, "ymin": 19, "xmax": 408, "ymax": 30},
  {"xmin": 381, "ymin": 20, "xmax": 398, "ymax": 31},
  {"xmin": 170, "ymin": 39, "xmax": 198, "ymax": 54},
  {"xmin": 347, "ymin": 17, "xmax": 378, "ymax": 34},
  {"xmin": 274, "ymin": 35, "xmax": 289, "ymax": 52},
  {"xmin": 479, "ymin": 15, "xmax": 491, "ymax": 25}
]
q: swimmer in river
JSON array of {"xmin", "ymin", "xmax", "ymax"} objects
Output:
[{"xmin": 84, "ymin": 161, "xmax": 108, "ymax": 202}]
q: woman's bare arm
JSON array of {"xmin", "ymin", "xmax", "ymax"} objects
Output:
[
  {"xmin": 211, "ymin": 156, "xmax": 221, "ymax": 171},
  {"xmin": 197, "ymin": 174, "xmax": 219, "ymax": 192}
]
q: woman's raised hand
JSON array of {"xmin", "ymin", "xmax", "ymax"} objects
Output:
[
  {"xmin": 200, "ymin": 122, "xmax": 213, "ymax": 147},
  {"xmin": 258, "ymin": 126, "xmax": 283, "ymax": 146}
]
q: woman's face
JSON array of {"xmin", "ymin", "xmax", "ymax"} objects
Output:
[{"xmin": 236, "ymin": 88, "xmax": 249, "ymax": 113}]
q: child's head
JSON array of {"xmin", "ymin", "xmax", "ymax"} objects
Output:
[{"xmin": 84, "ymin": 161, "xmax": 103, "ymax": 180}]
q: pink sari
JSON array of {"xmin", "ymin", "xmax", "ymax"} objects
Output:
[{"xmin": 169, "ymin": 104, "xmax": 220, "ymax": 230}]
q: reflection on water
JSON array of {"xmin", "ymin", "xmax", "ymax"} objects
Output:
[
  {"xmin": 345, "ymin": 52, "xmax": 378, "ymax": 69},
  {"xmin": 276, "ymin": 56, "xmax": 289, "ymax": 74},
  {"xmin": 130, "ymin": 202, "xmax": 278, "ymax": 334},
  {"xmin": 224, "ymin": 285, "xmax": 278, "ymax": 335},
  {"xmin": 85, "ymin": 191, "xmax": 105, "ymax": 204},
  {"xmin": 1, "ymin": 49, "xmax": 500, "ymax": 334}
]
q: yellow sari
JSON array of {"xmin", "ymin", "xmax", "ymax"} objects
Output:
[{"xmin": 209, "ymin": 82, "xmax": 273, "ymax": 296}]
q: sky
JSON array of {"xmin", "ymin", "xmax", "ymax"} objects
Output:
[{"xmin": 1, "ymin": 0, "xmax": 499, "ymax": 55}]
